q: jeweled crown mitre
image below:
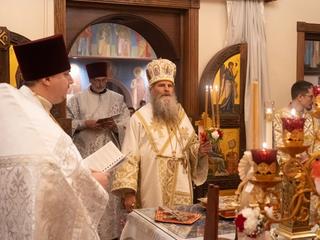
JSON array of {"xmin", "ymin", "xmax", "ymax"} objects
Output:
[{"xmin": 146, "ymin": 58, "xmax": 176, "ymax": 86}]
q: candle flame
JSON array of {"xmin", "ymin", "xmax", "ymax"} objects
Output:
[
  {"xmin": 290, "ymin": 108, "xmax": 297, "ymax": 117},
  {"xmin": 205, "ymin": 85, "xmax": 209, "ymax": 92},
  {"xmin": 262, "ymin": 142, "xmax": 268, "ymax": 149},
  {"xmin": 266, "ymin": 108, "xmax": 272, "ymax": 114}
]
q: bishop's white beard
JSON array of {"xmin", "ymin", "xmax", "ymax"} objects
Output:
[{"xmin": 151, "ymin": 94, "xmax": 179, "ymax": 126}]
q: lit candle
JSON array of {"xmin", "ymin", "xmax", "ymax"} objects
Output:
[
  {"xmin": 262, "ymin": 142, "xmax": 268, "ymax": 149},
  {"xmin": 264, "ymin": 101, "xmax": 274, "ymax": 149},
  {"xmin": 214, "ymin": 85, "xmax": 220, "ymax": 129},
  {"xmin": 281, "ymin": 109, "xmax": 305, "ymax": 147},
  {"xmin": 290, "ymin": 108, "xmax": 297, "ymax": 117},
  {"xmin": 205, "ymin": 85, "xmax": 209, "ymax": 115},
  {"xmin": 251, "ymin": 146, "xmax": 277, "ymax": 165},
  {"xmin": 210, "ymin": 86, "xmax": 216, "ymax": 128},
  {"xmin": 251, "ymin": 144, "xmax": 278, "ymax": 179}
]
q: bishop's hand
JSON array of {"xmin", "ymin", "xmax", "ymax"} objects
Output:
[
  {"xmin": 123, "ymin": 192, "xmax": 136, "ymax": 212},
  {"xmin": 199, "ymin": 140, "xmax": 212, "ymax": 157}
]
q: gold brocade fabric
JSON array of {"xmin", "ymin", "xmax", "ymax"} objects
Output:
[
  {"xmin": 112, "ymin": 103, "xmax": 208, "ymax": 208},
  {"xmin": 157, "ymin": 155, "xmax": 192, "ymax": 206}
]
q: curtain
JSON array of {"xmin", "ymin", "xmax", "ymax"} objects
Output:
[{"xmin": 225, "ymin": 0, "xmax": 270, "ymax": 149}]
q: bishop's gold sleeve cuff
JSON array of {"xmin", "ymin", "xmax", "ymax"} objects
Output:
[{"xmin": 111, "ymin": 153, "xmax": 139, "ymax": 196}]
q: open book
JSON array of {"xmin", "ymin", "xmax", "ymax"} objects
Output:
[{"xmin": 83, "ymin": 141, "xmax": 127, "ymax": 172}]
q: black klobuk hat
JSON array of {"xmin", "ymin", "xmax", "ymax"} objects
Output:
[
  {"xmin": 86, "ymin": 62, "xmax": 109, "ymax": 79},
  {"xmin": 13, "ymin": 34, "xmax": 70, "ymax": 81}
]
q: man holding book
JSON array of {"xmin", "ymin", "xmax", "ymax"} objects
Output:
[
  {"xmin": 0, "ymin": 35, "xmax": 109, "ymax": 239},
  {"xmin": 112, "ymin": 58, "xmax": 211, "ymax": 211},
  {"xmin": 67, "ymin": 61, "xmax": 130, "ymax": 240}
]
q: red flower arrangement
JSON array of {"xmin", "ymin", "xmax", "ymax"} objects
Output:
[
  {"xmin": 235, "ymin": 207, "xmax": 265, "ymax": 238},
  {"xmin": 202, "ymin": 127, "xmax": 224, "ymax": 144}
]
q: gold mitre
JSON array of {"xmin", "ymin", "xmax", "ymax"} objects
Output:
[{"xmin": 146, "ymin": 58, "xmax": 176, "ymax": 86}]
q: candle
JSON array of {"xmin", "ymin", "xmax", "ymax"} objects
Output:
[
  {"xmin": 281, "ymin": 110, "xmax": 305, "ymax": 147},
  {"xmin": 252, "ymin": 81, "xmax": 260, "ymax": 149},
  {"xmin": 251, "ymin": 148, "xmax": 277, "ymax": 165},
  {"xmin": 205, "ymin": 85, "xmax": 209, "ymax": 115},
  {"xmin": 210, "ymin": 86, "xmax": 216, "ymax": 128},
  {"xmin": 214, "ymin": 85, "xmax": 220, "ymax": 129},
  {"xmin": 264, "ymin": 101, "xmax": 274, "ymax": 149},
  {"xmin": 251, "ymin": 145, "xmax": 278, "ymax": 179}
]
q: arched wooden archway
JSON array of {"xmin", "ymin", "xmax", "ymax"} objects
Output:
[
  {"xmin": 54, "ymin": 0, "xmax": 200, "ymax": 121},
  {"xmin": 195, "ymin": 43, "xmax": 247, "ymax": 198}
]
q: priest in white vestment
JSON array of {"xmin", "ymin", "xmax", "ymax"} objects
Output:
[
  {"xmin": 0, "ymin": 35, "xmax": 109, "ymax": 240},
  {"xmin": 112, "ymin": 59, "xmax": 211, "ymax": 210},
  {"xmin": 67, "ymin": 62, "xmax": 130, "ymax": 240}
]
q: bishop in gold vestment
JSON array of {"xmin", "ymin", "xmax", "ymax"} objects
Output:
[{"xmin": 112, "ymin": 59, "xmax": 211, "ymax": 209}]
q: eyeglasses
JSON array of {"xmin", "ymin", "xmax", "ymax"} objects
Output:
[{"xmin": 303, "ymin": 94, "xmax": 314, "ymax": 99}]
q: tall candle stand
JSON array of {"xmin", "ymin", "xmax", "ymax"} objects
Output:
[
  {"xmin": 274, "ymin": 144, "xmax": 316, "ymax": 240},
  {"xmin": 269, "ymin": 114, "xmax": 315, "ymax": 239},
  {"xmin": 236, "ymin": 113, "xmax": 320, "ymax": 239}
]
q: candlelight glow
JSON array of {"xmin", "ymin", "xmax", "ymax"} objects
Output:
[
  {"xmin": 262, "ymin": 142, "xmax": 268, "ymax": 149},
  {"xmin": 266, "ymin": 108, "xmax": 272, "ymax": 114},
  {"xmin": 290, "ymin": 108, "xmax": 297, "ymax": 117}
]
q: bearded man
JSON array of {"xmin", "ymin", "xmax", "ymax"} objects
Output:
[
  {"xmin": 112, "ymin": 58, "xmax": 211, "ymax": 211},
  {"xmin": 67, "ymin": 62, "xmax": 130, "ymax": 240}
]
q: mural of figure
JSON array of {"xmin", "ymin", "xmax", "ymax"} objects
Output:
[
  {"xmin": 225, "ymin": 139, "xmax": 239, "ymax": 175},
  {"xmin": 116, "ymin": 25, "xmax": 131, "ymax": 57},
  {"xmin": 98, "ymin": 25, "xmax": 112, "ymax": 56},
  {"xmin": 209, "ymin": 142, "xmax": 228, "ymax": 176},
  {"xmin": 130, "ymin": 67, "xmax": 146, "ymax": 109},
  {"xmin": 77, "ymin": 27, "xmax": 92, "ymax": 56},
  {"xmin": 220, "ymin": 61, "xmax": 238, "ymax": 112},
  {"xmin": 136, "ymin": 34, "xmax": 147, "ymax": 57}
]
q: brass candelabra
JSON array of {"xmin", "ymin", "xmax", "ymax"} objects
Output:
[{"xmin": 236, "ymin": 119, "xmax": 320, "ymax": 239}]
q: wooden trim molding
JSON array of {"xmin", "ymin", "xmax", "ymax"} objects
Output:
[
  {"xmin": 62, "ymin": 0, "xmax": 199, "ymax": 119},
  {"xmin": 296, "ymin": 21, "xmax": 320, "ymax": 81},
  {"xmin": 54, "ymin": 0, "xmax": 66, "ymax": 36},
  {"xmin": 297, "ymin": 21, "xmax": 320, "ymax": 33},
  {"xmin": 67, "ymin": 0, "xmax": 200, "ymax": 9},
  {"xmin": 0, "ymin": 27, "xmax": 29, "ymax": 84}
]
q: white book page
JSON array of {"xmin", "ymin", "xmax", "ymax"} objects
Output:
[{"xmin": 83, "ymin": 141, "xmax": 127, "ymax": 172}]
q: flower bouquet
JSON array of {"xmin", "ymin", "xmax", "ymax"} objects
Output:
[
  {"xmin": 235, "ymin": 207, "xmax": 265, "ymax": 239},
  {"xmin": 200, "ymin": 127, "xmax": 223, "ymax": 144}
]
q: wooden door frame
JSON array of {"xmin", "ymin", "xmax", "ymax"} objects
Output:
[
  {"xmin": 54, "ymin": 0, "xmax": 199, "ymax": 120},
  {"xmin": 297, "ymin": 21, "xmax": 320, "ymax": 81}
]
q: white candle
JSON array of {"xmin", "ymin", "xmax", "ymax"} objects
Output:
[
  {"xmin": 264, "ymin": 102, "xmax": 274, "ymax": 148},
  {"xmin": 252, "ymin": 81, "xmax": 260, "ymax": 149},
  {"xmin": 205, "ymin": 85, "xmax": 209, "ymax": 115},
  {"xmin": 265, "ymin": 120, "xmax": 273, "ymax": 148},
  {"xmin": 214, "ymin": 85, "xmax": 220, "ymax": 128},
  {"xmin": 210, "ymin": 86, "xmax": 216, "ymax": 128}
]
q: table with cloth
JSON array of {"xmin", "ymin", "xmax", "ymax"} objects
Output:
[{"xmin": 120, "ymin": 204, "xmax": 236, "ymax": 240}]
